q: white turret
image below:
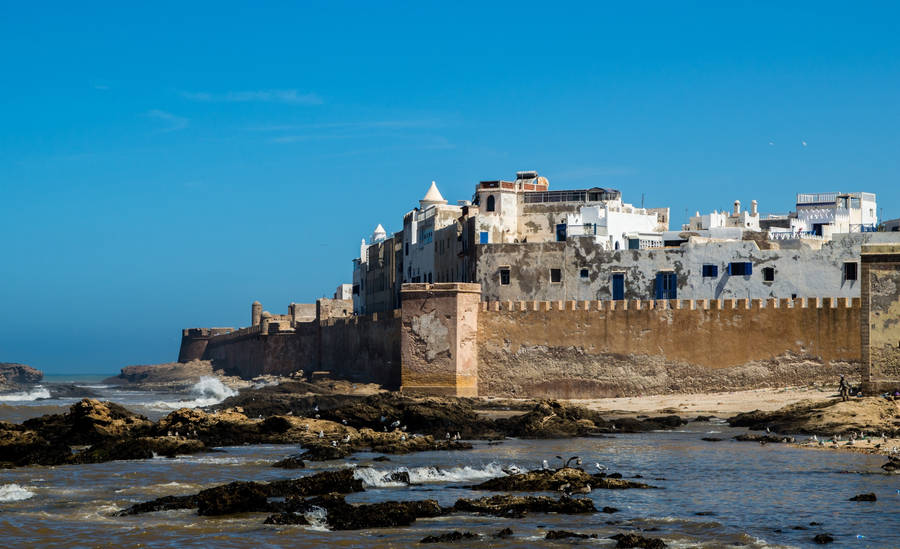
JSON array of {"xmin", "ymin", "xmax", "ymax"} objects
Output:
[
  {"xmin": 419, "ymin": 181, "xmax": 447, "ymax": 209},
  {"xmin": 371, "ymin": 223, "xmax": 387, "ymax": 243}
]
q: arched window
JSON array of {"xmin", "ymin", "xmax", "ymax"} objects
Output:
[{"xmin": 486, "ymin": 195, "xmax": 496, "ymax": 212}]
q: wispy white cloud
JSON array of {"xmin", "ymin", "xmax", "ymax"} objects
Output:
[
  {"xmin": 93, "ymin": 83, "xmax": 110, "ymax": 91},
  {"xmin": 181, "ymin": 89, "xmax": 323, "ymax": 105},
  {"xmin": 146, "ymin": 109, "xmax": 188, "ymax": 132}
]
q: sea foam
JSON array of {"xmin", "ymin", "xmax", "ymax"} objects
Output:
[
  {"xmin": 149, "ymin": 376, "xmax": 237, "ymax": 409},
  {"xmin": 353, "ymin": 462, "xmax": 517, "ymax": 488},
  {"xmin": 0, "ymin": 386, "xmax": 51, "ymax": 402},
  {"xmin": 0, "ymin": 484, "xmax": 35, "ymax": 502}
]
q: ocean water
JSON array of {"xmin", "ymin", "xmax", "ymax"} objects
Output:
[{"xmin": 1, "ymin": 387, "xmax": 898, "ymax": 548}]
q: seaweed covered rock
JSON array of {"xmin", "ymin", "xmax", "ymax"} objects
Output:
[
  {"xmin": 115, "ymin": 469, "xmax": 364, "ymax": 516},
  {"xmin": 420, "ymin": 531, "xmax": 479, "ymax": 543},
  {"xmin": 470, "ymin": 467, "xmax": 655, "ymax": 492},
  {"xmin": 272, "ymin": 494, "xmax": 444, "ymax": 530},
  {"xmin": 611, "ymin": 533, "xmax": 668, "ymax": 548},
  {"xmin": 453, "ymin": 494, "xmax": 596, "ymax": 517},
  {"xmin": 728, "ymin": 398, "xmax": 900, "ymax": 437},
  {"xmin": 73, "ymin": 436, "xmax": 206, "ymax": 463},
  {"xmin": 546, "ymin": 530, "xmax": 596, "ymax": 539}
]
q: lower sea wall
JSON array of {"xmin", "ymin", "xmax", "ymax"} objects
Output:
[
  {"xmin": 200, "ymin": 313, "xmax": 401, "ymax": 385},
  {"xmin": 476, "ymin": 298, "xmax": 862, "ymax": 398}
]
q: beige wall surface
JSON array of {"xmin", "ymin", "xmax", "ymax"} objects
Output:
[
  {"xmin": 862, "ymin": 245, "xmax": 900, "ymax": 391},
  {"xmin": 477, "ymin": 298, "xmax": 861, "ymax": 398}
]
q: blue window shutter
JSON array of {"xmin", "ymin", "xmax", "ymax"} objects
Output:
[
  {"xmin": 727, "ymin": 263, "xmax": 732, "ymax": 275},
  {"xmin": 746, "ymin": 262, "xmax": 752, "ymax": 275},
  {"xmin": 655, "ymin": 272, "xmax": 664, "ymax": 299},
  {"xmin": 479, "ymin": 231, "xmax": 489, "ymax": 244}
]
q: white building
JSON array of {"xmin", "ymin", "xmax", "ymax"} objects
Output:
[{"xmin": 769, "ymin": 192, "xmax": 878, "ymax": 240}]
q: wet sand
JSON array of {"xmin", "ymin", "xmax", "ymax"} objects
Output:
[{"xmin": 569, "ymin": 386, "xmax": 836, "ymax": 417}]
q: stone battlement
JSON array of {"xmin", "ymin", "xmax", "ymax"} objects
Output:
[{"xmin": 479, "ymin": 297, "xmax": 860, "ymax": 312}]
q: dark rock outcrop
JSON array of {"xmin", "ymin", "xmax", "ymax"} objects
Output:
[
  {"xmin": 420, "ymin": 531, "xmax": 478, "ymax": 543},
  {"xmin": 115, "ymin": 469, "xmax": 364, "ymax": 516},
  {"xmin": 848, "ymin": 493, "xmax": 876, "ymax": 501},
  {"xmin": 453, "ymin": 495, "xmax": 596, "ymax": 517},
  {"xmin": 611, "ymin": 533, "xmax": 668, "ymax": 548},
  {"xmin": 881, "ymin": 457, "xmax": 900, "ymax": 472},
  {"xmin": 813, "ymin": 533, "xmax": 835, "ymax": 544},
  {"xmin": 546, "ymin": 530, "xmax": 596, "ymax": 539},
  {"xmin": 734, "ymin": 433, "xmax": 795, "ymax": 444},
  {"xmin": 272, "ymin": 455, "xmax": 306, "ymax": 469},
  {"xmin": 470, "ymin": 467, "xmax": 655, "ymax": 492}
]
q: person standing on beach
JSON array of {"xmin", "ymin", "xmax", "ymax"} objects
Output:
[{"xmin": 838, "ymin": 375, "xmax": 850, "ymax": 402}]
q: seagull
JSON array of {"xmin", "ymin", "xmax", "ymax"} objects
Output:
[
  {"xmin": 565, "ymin": 456, "xmax": 582, "ymax": 468},
  {"xmin": 445, "ymin": 432, "xmax": 451, "ymax": 440},
  {"xmin": 342, "ymin": 434, "xmax": 351, "ymax": 443},
  {"xmin": 542, "ymin": 459, "xmax": 550, "ymax": 470},
  {"xmin": 342, "ymin": 419, "xmax": 348, "ymax": 425},
  {"xmin": 594, "ymin": 463, "xmax": 607, "ymax": 473},
  {"xmin": 390, "ymin": 420, "xmax": 401, "ymax": 429},
  {"xmin": 167, "ymin": 430, "xmax": 173, "ymax": 437},
  {"xmin": 401, "ymin": 425, "xmax": 407, "ymax": 432},
  {"xmin": 801, "ymin": 140, "xmax": 808, "ymax": 148},
  {"xmin": 766, "ymin": 426, "xmax": 771, "ymax": 433},
  {"xmin": 330, "ymin": 440, "xmax": 337, "ymax": 447},
  {"xmin": 318, "ymin": 430, "xmax": 324, "ymax": 439},
  {"xmin": 174, "ymin": 431, "xmax": 179, "ymax": 438},
  {"xmin": 315, "ymin": 414, "xmax": 320, "ymax": 419},
  {"xmin": 302, "ymin": 424, "xmax": 310, "ymax": 432},
  {"xmin": 400, "ymin": 434, "xmax": 407, "ymax": 441},
  {"xmin": 314, "ymin": 404, "xmax": 319, "ymax": 412},
  {"xmin": 812, "ymin": 435, "xmax": 818, "ymax": 442}
]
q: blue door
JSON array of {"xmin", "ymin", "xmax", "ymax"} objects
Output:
[
  {"xmin": 612, "ymin": 273, "xmax": 625, "ymax": 300},
  {"xmin": 556, "ymin": 223, "xmax": 567, "ymax": 242},
  {"xmin": 655, "ymin": 272, "xmax": 677, "ymax": 299},
  {"xmin": 479, "ymin": 231, "xmax": 489, "ymax": 244}
]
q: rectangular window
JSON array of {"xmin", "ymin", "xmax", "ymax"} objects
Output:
[
  {"xmin": 499, "ymin": 268, "xmax": 510, "ymax": 285},
  {"xmin": 728, "ymin": 262, "xmax": 752, "ymax": 276},
  {"xmin": 479, "ymin": 231, "xmax": 489, "ymax": 244},
  {"xmin": 580, "ymin": 268, "xmax": 589, "ymax": 279},
  {"xmin": 702, "ymin": 264, "xmax": 718, "ymax": 278},
  {"xmin": 762, "ymin": 266, "xmax": 775, "ymax": 282},
  {"xmin": 550, "ymin": 268, "xmax": 562, "ymax": 283},
  {"xmin": 844, "ymin": 262, "xmax": 858, "ymax": 281},
  {"xmin": 655, "ymin": 271, "xmax": 677, "ymax": 299}
]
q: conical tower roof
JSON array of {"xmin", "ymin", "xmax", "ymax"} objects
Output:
[
  {"xmin": 371, "ymin": 223, "xmax": 387, "ymax": 242},
  {"xmin": 420, "ymin": 181, "xmax": 447, "ymax": 208}
]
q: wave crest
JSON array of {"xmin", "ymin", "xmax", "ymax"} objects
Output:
[
  {"xmin": 353, "ymin": 462, "xmax": 516, "ymax": 488},
  {"xmin": 0, "ymin": 386, "xmax": 51, "ymax": 402},
  {"xmin": 148, "ymin": 377, "xmax": 237, "ymax": 410},
  {"xmin": 0, "ymin": 484, "xmax": 35, "ymax": 502}
]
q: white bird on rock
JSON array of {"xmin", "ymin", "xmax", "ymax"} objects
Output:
[
  {"xmin": 342, "ymin": 434, "xmax": 351, "ymax": 443},
  {"xmin": 331, "ymin": 440, "xmax": 337, "ymax": 447},
  {"xmin": 318, "ymin": 430, "xmax": 324, "ymax": 438},
  {"xmin": 542, "ymin": 459, "xmax": 549, "ymax": 470},
  {"xmin": 390, "ymin": 420, "xmax": 401, "ymax": 429},
  {"xmin": 595, "ymin": 463, "xmax": 607, "ymax": 472}
]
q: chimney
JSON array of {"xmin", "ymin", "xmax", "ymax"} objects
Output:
[
  {"xmin": 751, "ymin": 200, "xmax": 758, "ymax": 216},
  {"xmin": 733, "ymin": 200, "xmax": 741, "ymax": 215}
]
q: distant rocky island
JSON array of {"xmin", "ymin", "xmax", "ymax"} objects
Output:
[
  {"xmin": 0, "ymin": 362, "xmax": 43, "ymax": 392},
  {"xmin": 103, "ymin": 360, "xmax": 250, "ymax": 392}
]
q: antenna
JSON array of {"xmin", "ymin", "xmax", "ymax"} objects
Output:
[{"xmin": 641, "ymin": 193, "xmax": 645, "ymax": 209}]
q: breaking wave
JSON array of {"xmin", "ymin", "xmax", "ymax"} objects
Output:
[
  {"xmin": 353, "ymin": 462, "xmax": 516, "ymax": 488},
  {"xmin": 148, "ymin": 377, "xmax": 237, "ymax": 409},
  {"xmin": 0, "ymin": 386, "xmax": 51, "ymax": 402},
  {"xmin": 0, "ymin": 484, "xmax": 35, "ymax": 502}
]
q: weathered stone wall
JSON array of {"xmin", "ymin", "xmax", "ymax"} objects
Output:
[
  {"xmin": 861, "ymin": 244, "xmax": 900, "ymax": 393},
  {"xmin": 320, "ymin": 312, "xmax": 401, "ymax": 386},
  {"xmin": 400, "ymin": 283, "xmax": 480, "ymax": 396},
  {"xmin": 198, "ymin": 311, "xmax": 400, "ymax": 384},
  {"xmin": 476, "ymin": 297, "xmax": 861, "ymax": 398},
  {"xmin": 475, "ymin": 232, "xmax": 900, "ymax": 303}
]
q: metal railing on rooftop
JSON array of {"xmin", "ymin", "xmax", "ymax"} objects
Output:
[{"xmin": 523, "ymin": 189, "xmax": 621, "ymax": 204}]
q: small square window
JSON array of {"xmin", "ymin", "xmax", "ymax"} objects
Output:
[
  {"xmin": 550, "ymin": 268, "xmax": 562, "ymax": 283},
  {"xmin": 844, "ymin": 262, "xmax": 858, "ymax": 281},
  {"xmin": 499, "ymin": 268, "xmax": 510, "ymax": 285},
  {"xmin": 762, "ymin": 266, "xmax": 775, "ymax": 282},
  {"xmin": 580, "ymin": 268, "xmax": 589, "ymax": 279},
  {"xmin": 702, "ymin": 264, "xmax": 718, "ymax": 278}
]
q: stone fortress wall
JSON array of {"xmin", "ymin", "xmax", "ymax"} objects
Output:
[{"xmin": 180, "ymin": 248, "xmax": 900, "ymax": 397}]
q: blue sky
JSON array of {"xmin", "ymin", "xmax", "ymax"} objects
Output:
[{"xmin": 2, "ymin": 2, "xmax": 899, "ymax": 373}]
